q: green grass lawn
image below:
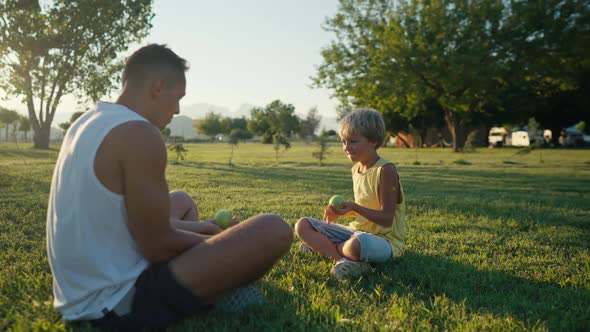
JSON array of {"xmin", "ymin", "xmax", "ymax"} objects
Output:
[{"xmin": 1, "ymin": 141, "xmax": 589, "ymax": 331}]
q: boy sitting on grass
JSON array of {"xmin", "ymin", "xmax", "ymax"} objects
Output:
[{"xmin": 294, "ymin": 108, "xmax": 406, "ymax": 279}]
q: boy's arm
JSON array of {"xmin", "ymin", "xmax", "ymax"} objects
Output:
[
  {"xmin": 333, "ymin": 164, "xmax": 399, "ymax": 227},
  {"xmin": 324, "ymin": 206, "xmax": 356, "ymax": 223}
]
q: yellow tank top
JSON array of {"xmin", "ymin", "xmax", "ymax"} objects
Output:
[{"xmin": 349, "ymin": 158, "xmax": 406, "ymax": 257}]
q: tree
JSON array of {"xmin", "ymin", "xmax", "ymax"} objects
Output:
[
  {"xmin": 575, "ymin": 121, "xmax": 586, "ymax": 134},
  {"xmin": 504, "ymin": 1, "xmax": 590, "ymax": 99},
  {"xmin": 58, "ymin": 111, "xmax": 85, "ymax": 134},
  {"xmin": 247, "ymin": 100, "xmax": 301, "ymax": 143},
  {"xmin": 0, "ymin": 107, "xmax": 20, "ymax": 141},
  {"xmin": 316, "ymin": 0, "xmax": 590, "ymax": 151},
  {"xmin": 227, "ymin": 128, "xmax": 252, "ymax": 165},
  {"xmin": 527, "ymin": 117, "xmax": 540, "ymax": 143},
  {"xmin": 272, "ymin": 133, "xmax": 291, "ymax": 163},
  {"xmin": 168, "ymin": 143, "xmax": 187, "ymax": 164},
  {"xmin": 312, "ymin": 130, "xmax": 330, "ymax": 166},
  {"xmin": 219, "ymin": 117, "xmax": 233, "ymax": 136},
  {"xmin": 487, "ymin": 1, "xmax": 590, "ymax": 136},
  {"xmin": 0, "ymin": 0, "xmax": 154, "ymax": 149},
  {"xmin": 314, "ymin": 0, "xmax": 508, "ymax": 151},
  {"xmin": 160, "ymin": 127, "xmax": 171, "ymax": 141},
  {"xmin": 18, "ymin": 114, "xmax": 31, "ymax": 140},
  {"xmin": 230, "ymin": 117, "xmax": 249, "ymax": 132},
  {"xmin": 196, "ymin": 112, "xmax": 224, "ymax": 141},
  {"xmin": 300, "ymin": 107, "xmax": 322, "ymax": 138}
]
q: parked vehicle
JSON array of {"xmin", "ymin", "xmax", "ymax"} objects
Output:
[
  {"xmin": 559, "ymin": 127, "xmax": 584, "ymax": 147},
  {"xmin": 488, "ymin": 127, "xmax": 508, "ymax": 146},
  {"xmin": 543, "ymin": 129, "xmax": 552, "ymax": 144},
  {"xmin": 511, "ymin": 131, "xmax": 530, "ymax": 147}
]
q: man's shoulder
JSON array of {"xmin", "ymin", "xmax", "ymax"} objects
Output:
[
  {"xmin": 106, "ymin": 121, "xmax": 164, "ymax": 154},
  {"xmin": 95, "ymin": 120, "xmax": 165, "ymax": 192}
]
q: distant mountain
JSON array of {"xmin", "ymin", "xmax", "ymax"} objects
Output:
[
  {"xmin": 180, "ymin": 102, "xmax": 256, "ymax": 120},
  {"xmin": 179, "ymin": 103, "xmax": 231, "ymax": 119},
  {"xmin": 232, "ymin": 103, "xmax": 256, "ymax": 118}
]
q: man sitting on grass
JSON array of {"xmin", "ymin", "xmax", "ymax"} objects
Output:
[{"xmin": 46, "ymin": 44, "xmax": 293, "ymax": 331}]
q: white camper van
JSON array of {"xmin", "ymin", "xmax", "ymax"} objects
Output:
[
  {"xmin": 488, "ymin": 127, "xmax": 508, "ymax": 146},
  {"xmin": 511, "ymin": 131, "xmax": 530, "ymax": 147}
]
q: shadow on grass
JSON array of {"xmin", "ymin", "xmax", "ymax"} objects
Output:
[
  {"xmin": 0, "ymin": 172, "xmax": 51, "ymax": 199},
  {"xmin": 169, "ymin": 281, "xmax": 339, "ymax": 331},
  {"xmin": 66, "ymin": 281, "xmax": 338, "ymax": 332},
  {"xmin": 0, "ymin": 146, "xmax": 59, "ymax": 159},
  {"xmin": 175, "ymin": 161, "xmax": 352, "ymax": 193},
  {"xmin": 405, "ymin": 168, "xmax": 590, "ymax": 231},
  {"xmin": 350, "ymin": 251, "xmax": 590, "ymax": 331}
]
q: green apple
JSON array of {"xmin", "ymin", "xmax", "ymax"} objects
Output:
[
  {"xmin": 329, "ymin": 195, "xmax": 345, "ymax": 209},
  {"xmin": 214, "ymin": 209, "xmax": 232, "ymax": 229}
]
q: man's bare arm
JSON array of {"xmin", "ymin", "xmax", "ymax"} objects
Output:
[
  {"xmin": 172, "ymin": 219, "xmax": 222, "ymax": 235},
  {"xmin": 119, "ymin": 122, "xmax": 206, "ymax": 262}
]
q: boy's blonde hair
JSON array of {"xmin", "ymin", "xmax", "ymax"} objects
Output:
[{"xmin": 338, "ymin": 108, "xmax": 386, "ymax": 148}]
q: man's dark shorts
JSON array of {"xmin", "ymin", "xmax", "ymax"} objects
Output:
[{"xmin": 88, "ymin": 263, "xmax": 211, "ymax": 331}]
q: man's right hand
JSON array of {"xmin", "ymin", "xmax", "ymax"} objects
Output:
[{"xmin": 173, "ymin": 218, "xmax": 223, "ymax": 235}]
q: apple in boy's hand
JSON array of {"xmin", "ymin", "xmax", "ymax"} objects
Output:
[
  {"xmin": 214, "ymin": 209, "xmax": 232, "ymax": 229},
  {"xmin": 329, "ymin": 195, "xmax": 345, "ymax": 209}
]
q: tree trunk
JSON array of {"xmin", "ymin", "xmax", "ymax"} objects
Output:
[
  {"xmin": 33, "ymin": 124, "xmax": 50, "ymax": 149},
  {"xmin": 444, "ymin": 109, "xmax": 465, "ymax": 152}
]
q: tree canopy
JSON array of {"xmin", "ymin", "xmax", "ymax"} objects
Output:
[
  {"xmin": 247, "ymin": 100, "xmax": 301, "ymax": 143},
  {"xmin": 314, "ymin": 0, "xmax": 590, "ymax": 151},
  {"xmin": 0, "ymin": 106, "xmax": 20, "ymax": 141},
  {"xmin": 0, "ymin": 0, "xmax": 154, "ymax": 149},
  {"xmin": 58, "ymin": 110, "xmax": 85, "ymax": 134},
  {"xmin": 18, "ymin": 114, "xmax": 31, "ymax": 140},
  {"xmin": 300, "ymin": 107, "xmax": 322, "ymax": 138},
  {"xmin": 196, "ymin": 112, "xmax": 225, "ymax": 140}
]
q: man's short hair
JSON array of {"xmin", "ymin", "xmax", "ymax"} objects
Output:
[
  {"xmin": 338, "ymin": 108, "xmax": 386, "ymax": 148},
  {"xmin": 122, "ymin": 44, "xmax": 189, "ymax": 85}
]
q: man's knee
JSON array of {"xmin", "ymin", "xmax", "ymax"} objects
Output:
[
  {"xmin": 251, "ymin": 213, "xmax": 293, "ymax": 248},
  {"xmin": 269, "ymin": 214, "xmax": 293, "ymax": 245}
]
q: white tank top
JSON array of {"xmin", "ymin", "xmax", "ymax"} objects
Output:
[{"xmin": 46, "ymin": 102, "xmax": 150, "ymax": 320}]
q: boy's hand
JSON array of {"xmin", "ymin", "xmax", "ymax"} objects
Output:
[
  {"xmin": 324, "ymin": 206, "xmax": 338, "ymax": 223},
  {"xmin": 228, "ymin": 217, "xmax": 240, "ymax": 228},
  {"xmin": 324, "ymin": 201, "xmax": 355, "ymax": 223}
]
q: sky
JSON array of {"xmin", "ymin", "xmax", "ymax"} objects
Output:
[{"xmin": 3, "ymin": 0, "xmax": 342, "ymax": 127}]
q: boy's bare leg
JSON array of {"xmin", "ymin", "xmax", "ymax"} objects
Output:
[
  {"xmin": 294, "ymin": 218, "xmax": 342, "ymax": 261},
  {"xmin": 169, "ymin": 190, "xmax": 198, "ymax": 221},
  {"xmin": 170, "ymin": 213, "xmax": 293, "ymax": 300},
  {"xmin": 337, "ymin": 236, "xmax": 362, "ymax": 261}
]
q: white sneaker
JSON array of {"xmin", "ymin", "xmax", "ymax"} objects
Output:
[
  {"xmin": 330, "ymin": 258, "xmax": 371, "ymax": 280},
  {"xmin": 215, "ymin": 286, "xmax": 265, "ymax": 312}
]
